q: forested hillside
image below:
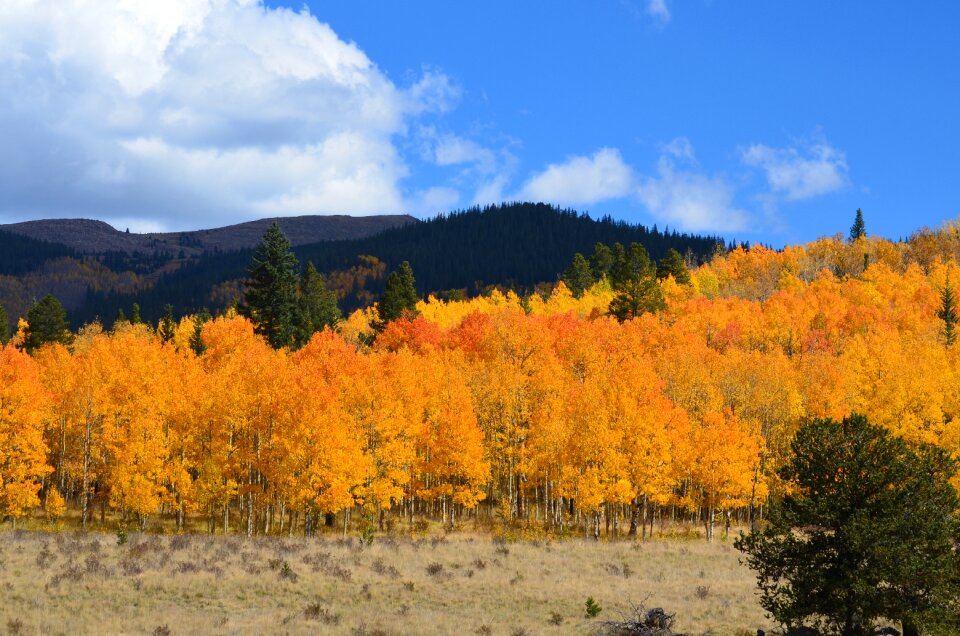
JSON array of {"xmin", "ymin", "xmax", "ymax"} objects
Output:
[
  {"xmin": 0, "ymin": 230, "xmax": 76, "ymax": 275},
  {"xmin": 3, "ymin": 218, "xmax": 960, "ymax": 542},
  {"xmin": 72, "ymin": 203, "xmax": 721, "ymax": 326}
]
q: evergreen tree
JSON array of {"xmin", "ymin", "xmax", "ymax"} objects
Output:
[
  {"xmin": 377, "ymin": 261, "xmax": 418, "ymax": 327},
  {"xmin": 850, "ymin": 208, "xmax": 867, "ymax": 241},
  {"xmin": 294, "ymin": 261, "xmax": 342, "ymax": 347},
  {"xmin": 131, "ymin": 303, "xmax": 142, "ymax": 325},
  {"xmin": 609, "ymin": 242, "xmax": 663, "ymax": 321},
  {"xmin": 611, "ymin": 242, "xmax": 654, "ymax": 290},
  {"xmin": 937, "ymin": 274, "xmax": 957, "ymax": 346},
  {"xmin": 0, "ymin": 304, "xmax": 9, "ymax": 345},
  {"xmin": 736, "ymin": 415, "xmax": 960, "ymax": 636},
  {"xmin": 589, "ymin": 242, "xmax": 614, "ymax": 280},
  {"xmin": 608, "ymin": 276, "xmax": 665, "ymax": 322},
  {"xmin": 242, "ymin": 222, "xmax": 299, "ymax": 349},
  {"xmin": 656, "ymin": 248, "xmax": 692, "ymax": 285},
  {"xmin": 562, "ymin": 253, "xmax": 594, "ymax": 298},
  {"xmin": 22, "ymin": 294, "xmax": 74, "ymax": 354},
  {"xmin": 190, "ymin": 308, "xmax": 212, "ymax": 356},
  {"xmin": 158, "ymin": 304, "xmax": 176, "ymax": 344},
  {"xmin": 114, "ymin": 307, "xmax": 128, "ymax": 327},
  {"xmin": 609, "ymin": 242, "xmax": 629, "ymax": 289}
]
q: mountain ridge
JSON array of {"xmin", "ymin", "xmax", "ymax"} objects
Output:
[{"xmin": 0, "ymin": 214, "xmax": 418, "ymax": 255}]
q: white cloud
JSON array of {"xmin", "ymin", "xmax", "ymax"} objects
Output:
[
  {"xmin": 473, "ymin": 175, "xmax": 510, "ymax": 207},
  {"xmin": 0, "ymin": 0, "xmax": 455, "ymax": 229},
  {"xmin": 432, "ymin": 135, "xmax": 498, "ymax": 174},
  {"xmin": 647, "ymin": 0, "xmax": 671, "ymax": 24},
  {"xmin": 519, "ymin": 148, "xmax": 635, "ymax": 206},
  {"xmin": 661, "ymin": 136, "xmax": 696, "ymax": 162},
  {"xmin": 407, "ymin": 186, "xmax": 461, "ymax": 216},
  {"xmin": 741, "ymin": 140, "xmax": 848, "ymax": 201},
  {"xmin": 636, "ymin": 146, "xmax": 748, "ymax": 233}
]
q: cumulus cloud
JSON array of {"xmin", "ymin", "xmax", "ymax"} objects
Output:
[
  {"xmin": 741, "ymin": 140, "xmax": 849, "ymax": 201},
  {"xmin": 636, "ymin": 141, "xmax": 748, "ymax": 233},
  {"xmin": 519, "ymin": 148, "xmax": 635, "ymax": 206},
  {"xmin": 0, "ymin": 0, "xmax": 457, "ymax": 229}
]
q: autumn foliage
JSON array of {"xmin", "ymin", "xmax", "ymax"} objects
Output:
[{"xmin": 4, "ymin": 227, "xmax": 960, "ymax": 539}]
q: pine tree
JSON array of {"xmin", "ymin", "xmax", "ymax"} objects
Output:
[
  {"xmin": 377, "ymin": 261, "xmax": 418, "ymax": 328},
  {"xmin": 562, "ymin": 253, "xmax": 594, "ymax": 298},
  {"xmin": 656, "ymin": 248, "xmax": 691, "ymax": 285},
  {"xmin": 850, "ymin": 208, "xmax": 866, "ymax": 241},
  {"xmin": 611, "ymin": 242, "xmax": 654, "ymax": 290},
  {"xmin": 608, "ymin": 276, "xmax": 666, "ymax": 321},
  {"xmin": 114, "ymin": 308, "xmax": 128, "ymax": 327},
  {"xmin": 190, "ymin": 308, "xmax": 211, "ymax": 356},
  {"xmin": 242, "ymin": 222, "xmax": 299, "ymax": 349},
  {"xmin": 937, "ymin": 274, "xmax": 957, "ymax": 346},
  {"xmin": 609, "ymin": 242, "xmax": 629, "ymax": 289},
  {"xmin": 589, "ymin": 242, "xmax": 614, "ymax": 280},
  {"xmin": 158, "ymin": 304, "xmax": 176, "ymax": 344},
  {"xmin": 0, "ymin": 304, "xmax": 9, "ymax": 345},
  {"xmin": 608, "ymin": 242, "xmax": 663, "ymax": 321},
  {"xmin": 736, "ymin": 415, "xmax": 960, "ymax": 636},
  {"xmin": 131, "ymin": 303, "xmax": 142, "ymax": 325},
  {"xmin": 294, "ymin": 261, "xmax": 342, "ymax": 347},
  {"xmin": 22, "ymin": 294, "xmax": 74, "ymax": 353}
]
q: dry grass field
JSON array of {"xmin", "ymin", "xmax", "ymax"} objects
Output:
[{"xmin": 0, "ymin": 529, "xmax": 773, "ymax": 635}]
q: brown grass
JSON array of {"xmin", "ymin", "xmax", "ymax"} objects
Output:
[{"xmin": 0, "ymin": 529, "xmax": 772, "ymax": 635}]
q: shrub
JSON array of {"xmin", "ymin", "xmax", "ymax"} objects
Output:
[
  {"xmin": 303, "ymin": 602, "xmax": 340, "ymax": 624},
  {"xmin": 585, "ymin": 597, "xmax": 603, "ymax": 618}
]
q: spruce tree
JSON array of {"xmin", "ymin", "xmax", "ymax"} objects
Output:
[
  {"xmin": 23, "ymin": 294, "xmax": 74, "ymax": 353},
  {"xmin": 294, "ymin": 261, "xmax": 342, "ymax": 347},
  {"xmin": 131, "ymin": 303, "xmax": 142, "ymax": 325},
  {"xmin": 158, "ymin": 304, "xmax": 176, "ymax": 344},
  {"xmin": 377, "ymin": 261, "xmax": 418, "ymax": 328},
  {"xmin": 190, "ymin": 308, "xmax": 212, "ymax": 356},
  {"xmin": 0, "ymin": 304, "xmax": 9, "ymax": 345},
  {"xmin": 114, "ymin": 307, "xmax": 128, "ymax": 327},
  {"xmin": 242, "ymin": 222, "xmax": 299, "ymax": 349},
  {"xmin": 589, "ymin": 242, "xmax": 614, "ymax": 280},
  {"xmin": 562, "ymin": 253, "xmax": 594, "ymax": 298},
  {"xmin": 736, "ymin": 415, "xmax": 960, "ymax": 636},
  {"xmin": 850, "ymin": 208, "xmax": 866, "ymax": 241},
  {"xmin": 938, "ymin": 274, "xmax": 957, "ymax": 346},
  {"xmin": 656, "ymin": 248, "xmax": 692, "ymax": 285}
]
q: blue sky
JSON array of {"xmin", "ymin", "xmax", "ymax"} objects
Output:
[{"xmin": 1, "ymin": 1, "xmax": 958, "ymax": 245}]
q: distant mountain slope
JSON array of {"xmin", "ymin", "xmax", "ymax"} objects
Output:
[
  {"xmin": 0, "ymin": 214, "xmax": 417, "ymax": 255},
  {"xmin": 72, "ymin": 202, "xmax": 723, "ymax": 326},
  {"xmin": 0, "ymin": 229, "xmax": 77, "ymax": 275}
]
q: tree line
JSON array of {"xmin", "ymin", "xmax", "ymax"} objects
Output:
[
  {"xmin": 69, "ymin": 202, "xmax": 722, "ymax": 327},
  {"xmin": 2, "ymin": 213, "xmax": 960, "ymax": 545}
]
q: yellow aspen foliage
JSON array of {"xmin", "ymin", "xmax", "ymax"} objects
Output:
[
  {"xmin": 0, "ymin": 345, "xmax": 53, "ymax": 520},
  {"xmin": 45, "ymin": 488, "xmax": 66, "ymax": 519}
]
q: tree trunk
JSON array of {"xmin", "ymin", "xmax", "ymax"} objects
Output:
[{"xmin": 81, "ymin": 419, "xmax": 91, "ymax": 529}]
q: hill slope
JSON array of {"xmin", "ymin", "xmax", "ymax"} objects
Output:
[
  {"xmin": 0, "ymin": 214, "xmax": 416, "ymax": 255},
  {"xmin": 72, "ymin": 203, "xmax": 722, "ymax": 326}
]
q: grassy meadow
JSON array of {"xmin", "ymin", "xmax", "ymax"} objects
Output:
[{"xmin": 0, "ymin": 527, "xmax": 772, "ymax": 635}]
